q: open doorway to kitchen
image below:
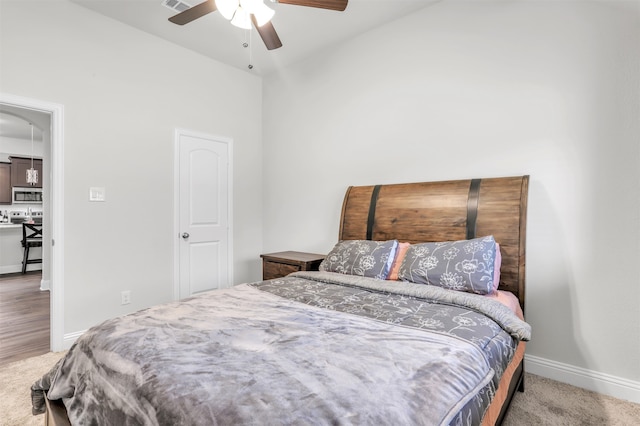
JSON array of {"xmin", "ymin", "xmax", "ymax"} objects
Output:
[{"xmin": 0, "ymin": 94, "xmax": 64, "ymax": 359}]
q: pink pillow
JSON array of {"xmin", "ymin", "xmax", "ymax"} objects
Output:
[
  {"xmin": 387, "ymin": 242, "xmax": 410, "ymax": 281},
  {"xmin": 485, "ymin": 290, "xmax": 524, "ymax": 320},
  {"xmin": 493, "ymin": 243, "xmax": 502, "ymax": 291}
]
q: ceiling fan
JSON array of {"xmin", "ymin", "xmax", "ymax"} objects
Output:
[{"xmin": 169, "ymin": 0, "xmax": 348, "ymax": 50}]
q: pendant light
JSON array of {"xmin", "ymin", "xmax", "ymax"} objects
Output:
[{"xmin": 26, "ymin": 123, "xmax": 38, "ymax": 186}]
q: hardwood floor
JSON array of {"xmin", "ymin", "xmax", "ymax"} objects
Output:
[{"xmin": 0, "ymin": 271, "xmax": 49, "ymax": 366}]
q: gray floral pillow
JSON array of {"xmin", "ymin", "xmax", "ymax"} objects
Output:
[
  {"xmin": 397, "ymin": 236, "xmax": 497, "ymax": 295},
  {"xmin": 320, "ymin": 240, "xmax": 399, "ymax": 280}
]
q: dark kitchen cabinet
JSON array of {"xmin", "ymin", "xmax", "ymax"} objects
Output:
[
  {"xmin": 10, "ymin": 157, "xmax": 43, "ymax": 188},
  {"xmin": 0, "ymin": 163, "xmax": 10, "ymax": 204}
]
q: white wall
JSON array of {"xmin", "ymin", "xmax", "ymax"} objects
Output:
[
  {"xmin": 0, "ymin": 1, "xmax": 264, "ymax": 333},
  {"xmin": 263, "ymin": 0, "xmax": 640, "ymax": 400}
]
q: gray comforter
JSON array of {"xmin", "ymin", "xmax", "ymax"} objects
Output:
[{"xmin": 32, "ymin": 272, "xmax": 530, "ymax": 425}]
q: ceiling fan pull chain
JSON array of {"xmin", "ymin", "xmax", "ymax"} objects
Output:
[
  {"xmin": 242, "ymin": 28, "xmax": 254, "ymax": 70},
  {"xmin": 248, "ymin": 27, "xmax": 254, "ymax": 70}
]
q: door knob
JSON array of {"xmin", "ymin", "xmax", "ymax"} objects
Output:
[{"xmin": 182, "ymin": 232, "xmax": 190, "ymax": 239}]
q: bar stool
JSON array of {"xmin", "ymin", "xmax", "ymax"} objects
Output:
[{"xmin": 21, "ymin": 223, "xmax": 43, "ymax": 274}]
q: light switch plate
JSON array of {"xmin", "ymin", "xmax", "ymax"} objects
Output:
[{"xmin": 89, "ymin": 187, "xmax": 106, "ymax": 202}]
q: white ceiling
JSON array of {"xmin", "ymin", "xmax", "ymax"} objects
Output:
[
  {"xmin": 71, "ymin": 0, "xmax": 436, "ymax": 75},
  {"xmin": 0, "ymin": 107, "xmax": 46, "ymax": 142}
]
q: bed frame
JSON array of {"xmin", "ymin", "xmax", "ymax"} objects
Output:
[
  {"xmin": 338, "ymin": 175, "xmax": 530, "ymax": 424},
  {"xmin": 45, "ymin": 175, "xmax": 529, "ymax": 426}
]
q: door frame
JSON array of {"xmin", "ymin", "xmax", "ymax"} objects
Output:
[
  {"xmin": 0, "ymin": 93, "xmax": 65, "ymax": 352},
  {"xmin": 173, "ymin": 128, "xmax": 233, "ymax": 300}
]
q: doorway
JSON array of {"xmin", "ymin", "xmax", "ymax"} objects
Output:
[
  {"xmin": 0, "ymin": 93, "xmax": 65, "ymax": 352},
  {"xmin": 174, "ymin": 128, "xmax": 233, "ymax": 300}
]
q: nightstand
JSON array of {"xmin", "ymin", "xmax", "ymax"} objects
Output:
[{"xmin": 260, "ymin": 251, "xmax": 326, "ymax": 280}]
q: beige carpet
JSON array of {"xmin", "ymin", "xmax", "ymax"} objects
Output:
[
  {"xmin": 0, "ymin": 351, "xmax": 66, "ymax": 426},
  {"xmin": 502, "ymin": 372, "xmax": 640, "ymax": 425},
  {"xmin": 1, "ymin": 352, "xmax": 639, "ymax": 425}
]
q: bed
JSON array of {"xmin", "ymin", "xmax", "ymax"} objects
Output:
[{"xmin": 32, "ymin": 175, "xmax": 530, "ymax": 425}]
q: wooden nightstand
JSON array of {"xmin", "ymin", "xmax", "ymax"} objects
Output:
[{"xmin": 260, "ymin": 251, "xmax": 326, "ymax": 280}]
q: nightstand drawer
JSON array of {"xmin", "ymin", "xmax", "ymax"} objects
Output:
[
  {"xmin": 260, "ymin": 251, "xmax": 326, "ymax": 280},
  {"xmin": 263, "ymin": 261, "xmax": 300, "ymax": 280}
]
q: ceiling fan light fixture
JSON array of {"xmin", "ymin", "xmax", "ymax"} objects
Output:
[
  {"xmin": 214, "ymin": 0, "xmax": 276, "ymax": 30},
  {"xmin": 240, "ymin": 0, "xmax": 261, "ymax": 13},
  {"xmin": 230, "ymin": 6, "xmax": 252, "ymax": 29},
  {"xmin": 215, "ymin": 0, "xmax": 239, "ymax": 20},
  {"xmin": 252, "ymin": 2, "xmax": 275, "ymax": 26}
]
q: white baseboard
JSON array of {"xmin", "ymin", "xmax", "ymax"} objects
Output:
[
  {"xmin": 40, "ymin": 279, "xmax": 50, "ymax": 291},
  {"xmin": 526, "ymin": 354, "xmax": 640, "ymax": 404},
  {"xmin": 0, "ymin": 264, "xmax": 42, "ymax": 274},
  {"xmin": 63, "ymin": 330, "xmax": 86, "ymax": 350},
  {"xmin": 0, "ymin": 265, "xmax": 18, "ymax": 274}
]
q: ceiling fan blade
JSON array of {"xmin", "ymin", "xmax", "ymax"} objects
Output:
[
  {"xmin": 276, "ymin": 0, "xmax": 348, "ymax": 12},
  {"xmin": 251, "ymin": 16, "xmax": 283, "ymax": 50},
  {"xmin": 169, "ymin": 0, "xmax": 217, "ymax": 25}
]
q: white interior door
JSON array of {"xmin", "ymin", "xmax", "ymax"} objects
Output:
[{"xmin": 176, "ymin": 129, "xmax": 232, "ymax": 299}]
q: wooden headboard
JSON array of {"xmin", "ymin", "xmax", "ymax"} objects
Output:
[{"xmin": 339, "ymin": 176, "xmax": 529, "ymax": 313}]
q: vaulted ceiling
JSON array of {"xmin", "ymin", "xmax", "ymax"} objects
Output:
[{"xmin": 71, "ymin": 0, "xmax": 435, "ymax": 75}]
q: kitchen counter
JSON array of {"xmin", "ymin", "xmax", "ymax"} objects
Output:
[{"xmin": 0, "ymin": 223, "xmax": 22, "ymax": 229}]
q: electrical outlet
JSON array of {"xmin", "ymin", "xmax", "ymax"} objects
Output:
[{"xmin": 121, "ymin": 290, "xmax": 131, "ymax": 305}]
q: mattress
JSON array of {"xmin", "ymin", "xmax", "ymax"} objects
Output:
[{"xmin": 32, "ymin": 271, "xmax": 530, "ymax": 425}]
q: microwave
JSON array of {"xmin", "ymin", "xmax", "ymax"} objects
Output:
[{"xmin": 12, "ymin": 187, "xmax": 43, "ymax": 204}]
